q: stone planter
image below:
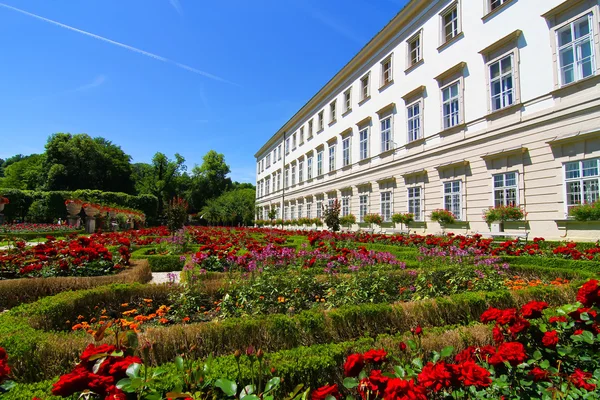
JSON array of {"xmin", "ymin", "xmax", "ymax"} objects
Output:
[
  {"xmin": 66, "ymin": 202, "xmax": 82, "ymax": 216},
  {"xmin": 491, "ymin": 221, "xmax": 504, "ymax": 233},
  {"xmin": 0, "ymin": 204, "xmax": 4, "ymax": 213},
  {"xmin": 84, "ymin": 206, "xmax": 99, "ymax": 218}
]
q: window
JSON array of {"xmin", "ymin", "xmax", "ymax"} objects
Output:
[
  {"xmin": 408, "ymin": 187, "xmax": 422, "ymax": 221},
  {"xmin": 261, "ymin": 159, "xmax": 264, "ymax": 172},
  {"xmin": 381, "ymin": 117, "xmax": 393, "ymax": 152},
  {"xmin": 444, "ymin": 180, "xmax": 461, "ymax": 220},
  {"xmin": 493, "ymin": 172, "xmax": 518, "ymax": 207},
  {"xmin": 308, "ymin": 119, "xmax": 313, "ymax": 138},
  {"xmin": 257, "ymin": 162, "xmax": 260, "ymax": 174},
  {"xmin": 272, "ymin": 175, "xmax": 276, "ymax": 193},
  {"xmin": 328, "ymin": 198, "xmax": 335, "ymax": 210},
  {"xmin": 277, "ymin": 171, "xmax": 281, "ymax": 191},
  {"xmin": 330, "ymin": 100, "xmax": 337, "ymax": 123},
  {"xmin": 328, "ymin": 145, "xmax": 336, "ymax": 172},
  {"xmin": 291, "ymin": 164, "xmax": 296, "ymax": 186},
  {"xmin": 285, "ymin": 166, "xmax": 290, "ymax": 189},
  {"xmin": 307, "ymin": 156, "xmax": 313, "ymax": 179},
  {"xmin": 299, "ymin": 127, "xmax": 304, "ymax": 145},
  {"xmin": 292, "ymin": 132, "xmax": 297, "ymax": 149},
  {"xmin": 318, "ymin": 111, "xmax": 324, "ymax": 131},
  {"xmin": 381, "ymin": 191, "xmax": 392, "ymax": 222},
  {"xmin": 381, "ymin": 56, "xmax": 393, "ymax": 86},
  {"xmin": 359, "ymin": 194, "xmax": 369, "ymax": 222},
  {"xmin": 442, "ymin": 81, "xmax": 461, "ymax": 129},
  {"xmin": 342, "ymin": 136, "xmax": 351, "ymax": 167},
  {"xmin": 298, "ymin": 160, "xmax": 304, "ymax": 183},
  {"xmin": 408, "ymin": 33, "xmax": 422, "ymax": 67},
  {"xmin": 490, "ymin": 0, "xmax": 510, "ymax": 12},
  {"xmin": 298, "ymin": 204, "xmax": 303, "ymax": 219},
  {"xmin": 342, "ymin": 196, "xmax": 350, "ymax": 217},
  {"xmin": 290, "ymin": 205, "xmax": 295, "ymax": 220},
  {"xmin": 278, "ymin": 145, "xmax": 282, "ymax": 160},
  {"xmin": 285, "ymin": 138, "xmax": 290, "ymax": 154},
  {"xmin": 317, "ymin": 150, "xmax": 323, "ymax": 176},
  {"xmin": 565, "ymin": 158, "xmax": 600, "ymax": 213},
  {"xmin": 441, "ymin": 5, "xmax": 459, "ymax": 44},
  {"xmin": 307, "ymin": 202, "xmax": 312, "ymax": 219},
  {"xmin": 407, "ymin": 101, "xmax": 422, "ymax": 142},
  {"xmin": 344, "ymin": 89, "xmax": 352, "ymax": 113},
  {"xmin": 316, "ymin": 200, "xmax": 323, "ymax": 218},
  {"xmin": 361, "ymin": 74, "xmax": 370, "ymax": 100},
  {"xmin": 489, "ymin": 54, "xmax": 514, "ymax": 111},
  {"xmin": 557, "ymin": 13, "xmax": 595, "ymax": 86},
  {"xmin": 359, "ymin": 128, "xmax": 369, "ymax": 160},
  {"xmin": 266, "ymin": 154, "xmax": 271, "ymax": 167},
  {"xmin": 284, "ymin": 206, "xmax": 289, "ymax": 221},
  {"xmin": 265, "ymin": 178, "xmax": 270, "ymax": 195}
]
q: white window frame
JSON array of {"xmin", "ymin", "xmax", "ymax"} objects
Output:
[
  {"xmin": 344, "ymin": 89, "xmax": 352, "ymax": 113},
  {"xmin": 407, "ymin": 100, "xmax": 422, "ymax": 142},
  {"xmin": 307, "ymin": 156, "xmax": 313, "ymax": 179},
  {"xmin": 443, "ymin": 180, "xmax": 462, "ymax": 220},
  {"xmin": 298, "ymin": 160, "xmax": 304, "ymax": 183},
  {"xmin": 342, "ymin": 136, "xmax": 351, "ymax": 167},
  {"xmin": 318, "ymin": 111, "xmax": 324, "ymax": 131},
  {"xmin": 285, "ymin": 167, "xmax": 290, "ymax": 189},
  {"xmin": 291, "ymin": 163, "xmax": 296, "ymax": 186},
  {"xmin": 380, "ymin": 191, "xmax": 392, "ymax": 222},
  {"xmin": 285, "ymin": 138, "xmax": 290, "ymax": 155},
  {"xmin": 440, "ymin": 2, "xmax": 460, "ymax": 45},
  {"xmin": 298, "ymin": 204, "xmax": 303, "ymax": 219},
  {"xmin": 563, "ymin": 158, "xmax": 600, "ymax": 215},
  {"xmin": 265, "ymin": 177, "xmax": 270, "ymax": 196},
  {"xmin": 492, "ymin": 171, "xmax": 519, "ymax": 207},
  {"xmin": 308, "ymin": 119, "xmax": 314, "ymax": 138},
  {"xmin": 306, "ymin": 202, "xmax": 312, "ymax": 219},
  {"xmin": 328, "ymin": 144, "xmax": 336, "ymax": 172},
  {"xmin": 277, "ymin": 171, "xmax": 281, "ymax": 191},
  {"xmin": 359, "ymin": 194, "xmax": 369, "ymax": 222},
  {"xmin": 408, "ymin": 186, "xmax": 422, "ymax": 221},
  {"xmin": 278, "ymin": 145, "xmax": 282, "ymax": 160},
  {"xmin": 341, "ymin": 195, "xmax": 350, "ymax": 217},
  {"xmin": 441, "ymin": 80, "xmax": 461, "ymax": 129},
  {"xmin": 381, "ymin": 55, "xmax": 393, "ymax": 87},
  {"xmin": 317, "ymin": 150, "xmax": 323, "ymax": 176},
  {"xmin": 488, "ymin": 53, "xmax": 515, "ymax": 112},
  {"xmin": 557, "ymin": 13, "xmax": 596, "ymax": 86},
  {"xmin": 380, "ymin": 116, "xmax": 393, "ymax": 152},
  {"xmin": 330, "ymin": 100, "xmax": 337, "ymax": 123},
  {"xmin": 292, "ymin": 132, "xmax": 297, "ymax": 150},
  {"xmin": 360, "ymin": 73, "xmax": 370, "ymax": 101},
  {"xmin": 316, "ymin": 200, "xmax": 323, "ymax": 218},
  {"xmin": 299, "ymin": 127, "xmax": 304, "ymax": 145},
  {"xmin": 266, "ymin": 154, "xmax": 271, "ymax": 168},
  {"xmin": 407, "ymin": 31, "xmax": 423, "ymax": 68},
  {"xmin": 359, "ymin": 127, "xmax": 369, "ymax": 160}
]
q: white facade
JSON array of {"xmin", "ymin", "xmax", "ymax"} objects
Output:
[{"xmin": 255, "ymin": 0, "xmax": 600, "ymax": 240}]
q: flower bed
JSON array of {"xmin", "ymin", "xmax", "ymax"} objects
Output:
[{"xmin": 0, "ymin": 223, "xmax": 81, "ymax": 235}]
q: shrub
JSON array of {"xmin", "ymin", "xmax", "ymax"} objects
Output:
[
  {"xmin": 484, "ymin": 205, "xmax": 526, "ymax": 223},
  {"xmin": 569, "ymin": 200, "xmax": 600, "ymax": 221},
  {"xmin": 323, "ymin": 199, "xmax": 341, "ymax": 232},
  {"xmin": 164, "ymin": 197, "xmax": 188, "ymax": 233},
  {"xmin": 340, "ymin": 214, "xmax": 357, "ymax": 227},
  {"xmin": 391, "ymin": 213, "xmax": 414, "ymax": 226},
  {"xmin": 364, "ymin": 214, "xmax": 383, "ymax": 226},
  {"xmin": 430, "ymin": 209, "xmax": 456, "ymax": 225}
]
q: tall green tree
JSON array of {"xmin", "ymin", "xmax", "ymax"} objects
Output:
[
  {"xmin": 0, "ymin": 154, "xmax": 46, "ymax": 190},
  {"xmin": 201, "ymin": 188, "xmax": 255, "ymax": 226},
  {"xmin": 188, "ymin": 150, "xmax": 232, "ymax": 212},
  {"xmin": 43, "ymin": 133, "xmax": 134, "ymax": 193}
]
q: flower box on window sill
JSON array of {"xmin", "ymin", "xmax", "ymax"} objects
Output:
[
  {"xmin": 381, "ymin": 222, "xmax": 394, "ymax": 228},
  {"xmin": 408, "ymin": 221, "xmax": 427, "ymax": 229},
  {"xmin": 556, "ymin": 219, "xmax": 600, "ymax": 229}
]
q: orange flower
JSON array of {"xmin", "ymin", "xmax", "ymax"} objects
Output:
[
  {"xmin": 159, "ymin": 318, "xmax": 169, "ymax": 324},
  {"xmin": 121, "ymin": 303, "xmax": 129, "ymax": 307},
  {"xmin": 122, "ymin": 309, "xmax": 138, "ymax": 316}
]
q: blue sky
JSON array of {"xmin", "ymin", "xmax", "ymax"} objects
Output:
[{"xmin": 0, "ymin": 0, "xmax": 406, "ymax": 183}]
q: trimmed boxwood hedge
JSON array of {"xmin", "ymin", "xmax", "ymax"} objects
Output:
[
  {"xmin": 130, "ymin": 247, "xmax": 189, "ymax": 272},
  {"xmin": 0, "ymin": 279, "xmax": 578, "ymax": 382}
]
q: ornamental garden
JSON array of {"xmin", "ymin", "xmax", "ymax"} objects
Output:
[{"xmin": 1, "ymin": 199, "xmax": 600, "ymax": 399}]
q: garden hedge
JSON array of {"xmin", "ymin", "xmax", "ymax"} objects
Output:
[
  {"xmin": 3, "ymin": 323, "xmax": 494, "ymax": 399},
  {"xmin": 0, "ymin": 188, "xmax": 158, "ymax": 224},
  {"xmin": 0, "ymin": 260, "xmax": 153, "ymax": 310},
  {"xmin": 0, "ymin": 281, "xmax": 577, "ymax": 382},
  {"xmin": 130, "ymin": 247, "xmax": 186, "ymax": 271}
]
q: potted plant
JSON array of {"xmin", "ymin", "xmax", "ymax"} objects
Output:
[
  {"xmin": 0, "ymin": 196, "xmax": 9, "ymax": 213},
  {"xmin": 430, "ymin": 209, "xmax": 456, "ymax": 226},
  {"xmin": 65, "ymin": 199, "xmax": 83, "ymax": 216},
  {"xmin": 363, "ymin": 213, "xmax": 383, "ymax": 230},
  {"xmin": 391, "ymin": 213, "xmax": 414, "ymax": 231},
  {"xmin": 483, "ymin": 204, "xmax": 526, "ymax": 232},
  {"xmin": 340, "ymin": 214, "xmax": 357, "ymax": 229},
  {"xmin": 267, "ymin": 209, "xmax": 277, "ymax": 225},
  {"xmin": 569, "ymin": 201, "xmax": 600, "ymax": 221}
]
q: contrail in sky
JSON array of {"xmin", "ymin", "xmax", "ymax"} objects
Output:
[{"xmin": 0, "ymin": 2, "xmax": 236, "ymax": 85}]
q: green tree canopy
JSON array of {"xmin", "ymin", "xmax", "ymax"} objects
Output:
[
  {"xmin": 43, "ymin": 133, "xmax": 134, "ymax": 193},
  {"xmin": 201, "ymin": 188, "xmax": 255, "ymax": 226},
  {"xmin": 188, "ymin": 150, "xmax": 233, "ymax": 212},
  {"xmin": 0, "ymin": 154, "xmax": 46, "ymax": 190}
]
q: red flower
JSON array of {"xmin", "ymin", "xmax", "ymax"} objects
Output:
[
  {"xmin": 0, "ymin": 347, "xmax": 10, "ymax": 383},
  {"xmin": 542, "ymin": 330, "xmax": 559, "ymax": 348},
  {"xmin": 399, "ymin": 342, "xmax": 407, "ymax": 351},
  {"xmin": 311, "ymin": 384, "xmax": 340, "ymax": 400},
  {"xmin": 451, "ymin": 360, "xmax": 492, "ymax": 388},
  {"xmin": 570, "ymin": 369, "xmax": 597, "ymax": 391},
  {"xmin": 480, "ymin": 307, "xmax": 504, "ymax": 323},
  {"xmin": 383, "ymin": 378, "xmax": 427, "ymax": 400},
  {"xmin": 363, "ymin": 349, "xmax": 387, "ymax": 364},
  {"xmin": 529, "ymin": 367, "xmax": 550, "ymax": 382},
  {"xmin": 105, "ymin": 387, "xmax": 127, "ymax": 400},
  {"xmin": 488, "ymin": 342, "xmax": 527, "ymax": 366},
  {"xmin": 496, "ymin": 309, "xmax": 518, "ymax": 325},
  {"xmin": 418, "ymin": 361, "xmax": 453, "ymax": 392},
  {"xmin": 492, "ymin": 325, "xmax": 504, "ymax": 344},
  {"xmin": 549, "ymin": 316, "xmax": 567, "ymax": 324},
  {"xmin": 80, "ymin": 344, "xmax": 117, "ymax": 364},
  {"xmin": 343, "ymin": 353, "xmax": 364, "ymax": 377},
  {"xmin": 107, "ymin": 356, "xmax": 142, "ymax": 380},
  {"xmin": 576, "ymin": 280, "xmax": 600, "ymax": 308},
  {"xmin": 520, "ymin": 301, "xmax": 549, "ymax": 319},
  {"xmin": 366, "ymin": 369, "xmax": 389, "ymax": 397},
  {"xmin": 508, "ymin": 318, "xmax": 530, "ymax": 336}
]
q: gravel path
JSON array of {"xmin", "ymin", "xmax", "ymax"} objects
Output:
[{"xmin": 150, "ymin": 271, "xmax": 180, "ymax": 284}]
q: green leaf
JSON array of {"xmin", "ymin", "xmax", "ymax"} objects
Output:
[
  {"xmin": 165, "ymin": 393, "xmax": 193, "ymax": 399},
  {"xmin": 265, "ymin": 377, "xmax": 281, "ymax": 392},
  {"xmin": 116, "ymin": 378, "xmax": 132, "ymax": 390},
  {"xmin": 393, "ymin": 365, "xmax": 406, "ymax": 378},
  {"xmin": 215, "ymin": 378, "xmax": 238, "ymax": 397},
  {"xmin": 407, "ymin": 340, "xmax": 417, "ymax": 351},
  {"xmin": 582, "ymin": 331, "xmax": 595, "ymax": 344},
  {"xmin": 412, "ymin": 358, "xmax": 423, "ymax": 369},
  {"xmin": 540, "ymin": 360, "xmax": 550, "ymax": 369},
  {"xmin": 145, "ymin": 392, "xmax": 162, "ymax": 400},
  {"xmin": 126, "ymin": 363, "xmax": 141, "ymax": 379},
  {"xmin": 241, "ymin": 385, "xmax": 255, "ymax": 396},
  {"xmin": 0, "ymin": 381, "xmax": 16, "ymax": 392},
  {"xmin": 440, "ymin": 346, "xmax": 454, "ymax": 358},
  {"xmin": 175, "ymin": 356, "xmax": 184, "ymax": 372},
  {"xmin": 152, "ymin": 368, "xmax": 167, "ymax": 378},
  {"xmin": 533, "ymin": 350, "xmax": 542, "ymax": 360},
  {"xmin": 325, "ymin": 396, "xmax": 337, "ymax": 400},
  {"xmin": 343, "ymin": 377, "xmax": 359, "ymax": 389},
  {"xmin": 127, "ymin": 331, "xmax": 139, "ymax": 350},
  {"xmin": 88, "ymin": 352, "xmax": 109, "ymax": 361},
  {"xmin": 241, "ymin": 395, "xmax": 261, "ymax": 400}
]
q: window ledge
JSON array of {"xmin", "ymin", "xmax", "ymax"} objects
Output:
[
  {"xmin": 358, "ymin": 96, "xmax": 371, "ymax": 106},
  {"xmin": 550, "ymin": 74, "xmax": 600, "ymax": 98},
  {"xmin": 439, "ymin": 123, "xmax": 467, "ymax": 136},
  {"xmin": 437, "ymin": 32, "xmax": 464, "ymax": 52},
  {"xmin": 341, "ymin": 164, "xmax": 352, "ymax": 171},
  {"xmin": 378, "ymin": 148, "xmax": 395, "ymax": 157},
  {"xmin": 342, "ymin": 109, "xmax": 352, "ymax": 117},
  {"xmin": 317, "ymin": 129, "xmax": 324, "ymax": 135},
  {"xmin": 485, "ymin": 102, "xmax": 523, "ymax": 121},
  {"xmin": 482, "ymin": 0, "xmax": 516, "ymax": 22},
  {"xmin": 328, "ymin": 119, "xmax": 337, "ymax": 127},
  {"xmin": 379, "ymin": 80, "xmax": 394, "ymax": 92},
  {"xmin": 358, "ymin": 157, "xmax": 371, "ymax": 165},
  {"xmin": 404, "ymin": 59, "xmax": 424, "ymax": 74},
  {"xmin": 406, "ymin": 137, "xmax": 425, "ymax": 148}
]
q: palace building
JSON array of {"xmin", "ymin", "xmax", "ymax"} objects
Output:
[{"xmin": 254, "ymin": 0, "xmax": 600, "ymax": 240}]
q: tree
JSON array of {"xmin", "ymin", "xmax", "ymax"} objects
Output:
[
  {"xmin": 201, "ymin": 188, "xmax": 255, "ymax": 226},
  {"xmin": 323, "ymin": 199, "xmax": 341, "ymax": 232},
  {"xmin": 0, "ymin": 154, "xmax": 45, "ymax": 190},
  {"xmin": 43, "ymin": 133, "xmax": 134, "ymax": 193},
  {"xmin": 164, "ymin": 196, "xmax": 188, "ymax": 234},
  {"xmin": 188, "ymin": 150, "xmax": 232, "ymax": 212}
]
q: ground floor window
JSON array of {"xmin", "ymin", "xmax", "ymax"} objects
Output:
[
  {"xmin": 359, "ymin": 194, "xmax": 368, "ymax": 222},
  {"xmin": 381, "ymin": 191, "xmax": 392, "ymax": 222},
  {"xmin": 408, "ymin": 187, "xmax": 422, "ymax": 221},
  {"xmin": 565, "ymin": 158, "xmax": 600, "ymax": 213},
  {"xmin": 493, "ymin": 172, "xmax": 518, "ymax": 206},
  {"xmin": 316, "ymin": 201, "xmax": 323, "ymax": 218},
  {"xmin": 341, "ymin": 196, "xmax": 350, "ymax": 217},
  {"xmin": 444, "ymin": 180, "xmax": 461, "ymax": 220}
]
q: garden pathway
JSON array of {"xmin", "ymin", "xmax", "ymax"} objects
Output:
[{"xmin": 150, "ymin": 271, "xmax": 180, "ymax": 284}]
